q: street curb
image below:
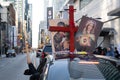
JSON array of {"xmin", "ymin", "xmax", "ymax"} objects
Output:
[{"xmin": 0, "ymin": 55, "xmax": 6, "ymax": 59}]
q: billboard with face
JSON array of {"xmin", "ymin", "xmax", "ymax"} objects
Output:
[
  {"xmin": 47, "ymin": 7, "xmax": 53, "ymax": 28},
  {"xmin": 75, "ymin": 16, "xmax": 103, "ymax": 53}
]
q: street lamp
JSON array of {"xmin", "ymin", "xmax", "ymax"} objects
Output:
[
  {"xmin": 0, "ymin": 12, "xmax": 2, "ymax": 57},
  {"xmin": 13, "ymin": 27, "xmax": 14, "ymax": 48},
  {"xmin": 0, "ymin": 27, "xmax": 2, "ymax": 57}
]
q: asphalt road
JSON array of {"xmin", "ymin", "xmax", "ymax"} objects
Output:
[{"xmin": 0, "ymin": 53, "xmax": 38, "ymax": 80}]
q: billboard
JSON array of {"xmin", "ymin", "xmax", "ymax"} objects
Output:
[
  {"xmin": 75, "ymin": 16, "xmax": 103, "ymax": 53},
  {"xmin": 47, "ymin": 7, "xmax": 53, "ymax": 28}
]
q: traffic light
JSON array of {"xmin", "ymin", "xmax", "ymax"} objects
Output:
[
  {"xmin": 18, "ymin": 34, "xmax": 22, "ymax": 39},
  {"xmin": 46, "ymin": 36, "xmax": 49, "ymax": 43}
]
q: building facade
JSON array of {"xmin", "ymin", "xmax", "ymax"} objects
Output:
[
  {"xmin": 74, "ymin": 0, "xmax": 120, "ymax": 48},
  {"xmin": 52, "ymin": 0, "xmax": 120, "ymax": 49},
  {"xmin": 0, "ymin": 0, "xmax": 32, "ymax": 54},
  {"xmin": 38, "ymin": 0, "xmax": 52, "ymax": 48},
  {"xmin": 0, "ymin": 2, "xmax": 16, "ymax": 55}
]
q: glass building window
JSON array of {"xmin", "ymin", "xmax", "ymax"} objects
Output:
[{"xmin": 79, "ymin": 0, "xmax": 92, "ymax": 10}]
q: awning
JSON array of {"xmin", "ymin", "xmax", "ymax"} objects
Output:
[
  {"xmin": 107, "ymin": 8, "xmax": 120, "ymax": 16},
  {"xmin": 99, "ymin": 28, "xmax": 116, "ymax": 36}
]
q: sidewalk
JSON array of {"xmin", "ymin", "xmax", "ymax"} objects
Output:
[{"xmin": 0, "ymin": 54, "xmax": 6, "ymax": 59}]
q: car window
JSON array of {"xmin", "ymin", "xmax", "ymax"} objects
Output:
[
  {"xmin": 7, "ymin": 49, "xmax": 15, "ymax": 52},
  {"xmin": 7, "ymin": 50, "xmax": 11, "ymax": 52},
  {"xmin": 8, "ymin": 50, "xmax": 12, "ymax": 52},
  {"xmin": 12, "ymin": 49, "xmax": 15, "ymax": 52},
  {"xmin": 43, "ymin": 46, "xmax": 52, "ymax": 52}
]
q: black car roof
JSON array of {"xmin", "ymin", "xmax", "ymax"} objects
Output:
[{"xmin": 46, "ymin": 57, "xmax": 120, "ymax": 80}]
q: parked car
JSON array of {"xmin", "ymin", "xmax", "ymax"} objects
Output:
[
  {"xmin": 36, "ymin": 49, "xmax": 42, "ymax": 57},
  {"xmin": 36, "ymin": 44, "xmax": 53, "ymax": 80},
  {"xmin": 6, "ymin": 49, "xmax": 16, "ymax": 57},
  {"xmin": 42, "ymin": 54, "xmax": 120, "ymax": 80}
]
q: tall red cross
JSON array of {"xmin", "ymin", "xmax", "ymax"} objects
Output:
[{"xmin": 49, "ymin": 5, "xmax": 78, "ymax": 52}]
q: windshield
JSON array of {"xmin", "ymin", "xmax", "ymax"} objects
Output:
[
  {"xmin": 7, "ymin": 49, "xmax": 15, "ymax": 53},
  {"xmin": 43, "ymin": 46, "xmax": 52, "ymax": 53}
]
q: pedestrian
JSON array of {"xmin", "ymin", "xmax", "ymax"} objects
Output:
[
  {"xmin": 114, "ymin": 47, "xmax": 120, "ymax": 59},
  {"xmin": 93, "ymin": 47, "xmax": 100, "ymax": 55},
  {"xmin": 117, "ymin": 43, "xmax": 120, "ymax": 56},
  {"xmin": 106, "ymin": 46, "xmax": 114, "ymax": 57},
  {"xmin": 101, "ymin": 47, "xmax": 107, "ymax": 55},
  {"xmin": 4, "ymin": 44, "xmax": 9, "ymax": 55}
]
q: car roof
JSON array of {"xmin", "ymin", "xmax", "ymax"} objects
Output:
[
  {"xmin": 46, "ymin": 59, "xmax": 70, "ymax": 80},
  {"xmin": 46, "ymin": 57, "xmax": 120, "ymax": 80}
]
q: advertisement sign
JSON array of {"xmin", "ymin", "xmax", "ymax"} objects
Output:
[{"xmin": 47, "ymin": 7, "xmax": 53, "ymax": 28}]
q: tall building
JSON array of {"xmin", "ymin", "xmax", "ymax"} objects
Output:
[
  {"xmin": 6, "ymin": 0, "xmax": 32, "ymax": 48},
  {"xmin": 27, "ymin": 3, "xmax": 32, "ymax": 47},
  {"xmin": 2, "ymin": 0, "xmax": 15, "ymax": 1},
  {"xmin": 44, "ymin": 0, "xmax": 49, "ymax": 22},
  {"xmin": 38, "ymin": 0, "xmax": 52, "ymax": 48},
  {"xmin": 38, "ymin": 21, "xmax": 46, "ymax": 48},
  {"xmin": 0, "ymin": 2, "xmax": 16, "ymax": 53},
  {"xmin": 52, "ymin": 0, "xmax": 66, "ymax": 18}
]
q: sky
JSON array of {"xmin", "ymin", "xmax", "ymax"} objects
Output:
[{"xmin": 28, "ymin": 0, "xmax": 44, "ymax": 48}]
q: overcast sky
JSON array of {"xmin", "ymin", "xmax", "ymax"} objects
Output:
[{"xmin": 28, "ymin": 0, "xmax": 44, "ymax": 48}]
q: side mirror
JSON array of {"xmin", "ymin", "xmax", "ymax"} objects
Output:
[
  {"xmin": 50, "ymin": 60, "xmax": 54, "ymax": 66},
  {"xmin": 24, "ymin": 69, "xmax": 32, "ymax": 75}
]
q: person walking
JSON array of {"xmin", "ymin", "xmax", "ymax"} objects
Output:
[
  {"xmin": 114, "ymin": 47, "xmax": 120, "ymax": 59},
  {"xmin": 106, "ymin": 46, "xmax": 114, "ymax": 57},
  {"xmin": 93, "ymin": 47, "xmax": 100, "ymax": 55}
]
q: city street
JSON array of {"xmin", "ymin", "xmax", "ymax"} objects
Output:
[
  {"xmin": 0, "ymin": 0, "xmax": 120, "ymax": 80},
  {"xmin": 0, "ymin": 53, "xmax": 38, "ymax": 80}
]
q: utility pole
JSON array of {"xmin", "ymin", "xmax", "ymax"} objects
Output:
[
  {"xmin": 13, "ymin": 27, "xmax": 14, "ymax": 48},
  {"xmin": 0, "ymin": 30, "xmax": 2, "ymax": 57},
  {"xmin": 0, "ymin": 13, "xmax": 2, "ymax": 57}
]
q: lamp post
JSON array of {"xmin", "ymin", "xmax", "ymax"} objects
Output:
[
  {"xmin": 12, "ymin": 27, "xmax": 14, "ymax": 48},
  {"xmin": 0, "ymin": 29, "xmax": 2, "ymax": 57},
  {"xmin": 0, "ymin": 13, "xmax": 2, "ymax": 57}
]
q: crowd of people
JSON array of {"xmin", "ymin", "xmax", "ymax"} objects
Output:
[{"xmin": 93, "ymin": 46, "xmax": 120, "ymax": 59}]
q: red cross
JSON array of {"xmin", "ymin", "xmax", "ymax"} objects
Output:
[{"xmin": 49, "ymin": 6, "xmax": 78, "ymax": 52}]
